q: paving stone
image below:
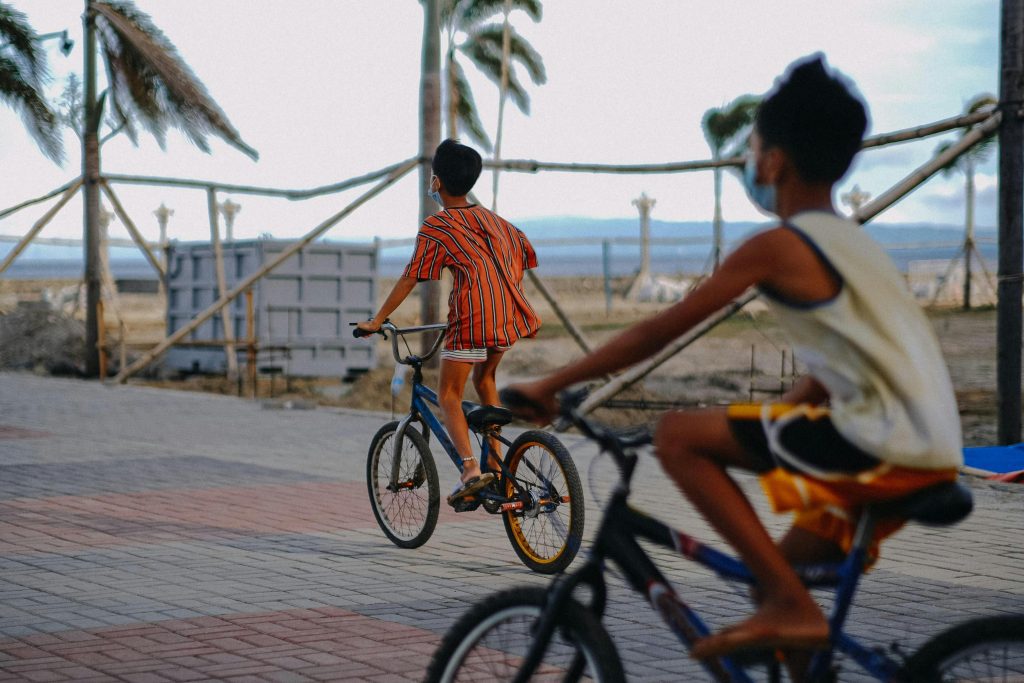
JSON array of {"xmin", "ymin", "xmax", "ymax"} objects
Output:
[{"xmin": 1, "ymin": 372, "xmax": 1022, "ymax": 682}]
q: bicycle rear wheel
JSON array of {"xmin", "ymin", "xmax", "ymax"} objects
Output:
[
  {"xmin": 903, "ymin": 614, "xmax": 1024, "ymax": 681},
  {"xmin": 366, "ymin": 420, "xmax": 439, "ymax": 548},
  {"xmin": 502, "ymin": 430, "xmax": 584, "ymax": 574},
  {"xmin": 425, "ymin": 586, "xmax": 624, "ymax": 683}
]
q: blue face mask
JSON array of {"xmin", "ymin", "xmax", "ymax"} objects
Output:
[
  {"xmin": 743, "ymin": 155, "xmax": 777, "ymax": 215},
  {"xmin": 428, "ymin": 176, "xmax": 442, "ymax": 206}
]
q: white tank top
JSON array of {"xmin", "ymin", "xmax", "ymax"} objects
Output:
[{"xmin": 759, "ymin": 211, "xmax": 962, "ymax": 469}]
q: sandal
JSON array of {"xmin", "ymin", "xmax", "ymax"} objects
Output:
[{"xmin": 447, "ymin": 473, "xmax": 496, "ymax": 506}]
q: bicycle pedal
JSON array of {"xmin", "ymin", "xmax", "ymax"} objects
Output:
[{"xmin": 451, "ymin": 497, "xmax": 481, "ymax": 513}]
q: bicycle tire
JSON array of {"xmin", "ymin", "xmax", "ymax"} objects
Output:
[
  {"xmin": 366, "ymin": 420, "xmax": 439, "ymax": 548},
  {"xmin": 902, "ymin": 614, "xmax": 1024, "ymax": 682},
  {"xmin": 502, "ymin": 430, "xmax": 584, "ymax": 574},
  {"xmin": 425, "ymin": 586, "xmax": 625, "ymax": 683}
]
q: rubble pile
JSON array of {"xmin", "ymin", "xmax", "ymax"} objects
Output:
[{"xmin": 0, "ymin": 303, "xmax": 86, "ymax": 375}]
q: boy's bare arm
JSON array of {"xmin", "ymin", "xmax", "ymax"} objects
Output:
[{"xmin": 358, "ymin": 275, "xmax": 418, "ymax": 332}]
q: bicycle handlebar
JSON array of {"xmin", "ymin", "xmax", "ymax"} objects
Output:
[{"xmin": 350, "ymin": 320, "xmax": 448, "ymax": 365}]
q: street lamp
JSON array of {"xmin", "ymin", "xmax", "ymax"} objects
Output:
[
  {"xmin": 36, "ymin": 30, "xmax": 75, "ymax": 56},
  {"xmin": 218, "ymin": 198, "xmax": 241, "ymax": 243}
]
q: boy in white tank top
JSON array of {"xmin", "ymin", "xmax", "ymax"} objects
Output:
[{"xmin": 504, "ymin": 54, "xmax": 962, "ymax": 664}]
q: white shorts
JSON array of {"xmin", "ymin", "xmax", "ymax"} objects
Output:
[{"xmin": 440, "ymin": 346, "xmax": 511, "ymax": 363}]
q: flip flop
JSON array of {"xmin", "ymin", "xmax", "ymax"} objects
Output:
[
  {"xmin": 447, "ymin": 473, "xmax": 496, "ymax": 506},
  {"xmin": 690, "ymin": 622, "xmax": 829, "ymax": 660}
]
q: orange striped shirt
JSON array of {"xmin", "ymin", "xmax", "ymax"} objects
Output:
[{"xmin": 403, "ymin": 205, "xmax": 541, "ymax": 350}]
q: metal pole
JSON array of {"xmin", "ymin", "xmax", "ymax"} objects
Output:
[
  {"xmin": 998, "ymin": 0, "xmax": 1024, "ymax": 444},
  {"xmin": 419, "ymin": 0, "xmax": 442, "ymax": 360}
]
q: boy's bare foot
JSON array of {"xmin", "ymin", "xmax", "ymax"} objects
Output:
[{"xmin": 690, "ymin": 598, "xmax": 828, "ymax": 660}]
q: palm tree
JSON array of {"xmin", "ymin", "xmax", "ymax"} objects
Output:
[
  {"xmin": 79, "ymin": 0, "xmax": 258, "ymax": 376},
  {"xmin": 701, "ymin": 94, "xmax": 759, "ymax": 269},
  {"xmin": 935, "ymin": 93, "xmax": 998, "ymax": 309},
  {"xmin": 440, "ymin": 0, "xmax": 545, "ymax": 152},
  {"xmin": 0, "ymin": 2, "xmax": 63, "ymax": 162}
]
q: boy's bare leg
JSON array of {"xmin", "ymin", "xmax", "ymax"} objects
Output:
[
  {"xmin": 438, "ymin": 359, "xmax": 481, "ymax": 484},
  {"xmin": 472, "ymin": 349, "xmax": 505, "ymax": 470},
  {"xmin": 653, "ymin": 408, "xmax": 828, "ymax": 658}
]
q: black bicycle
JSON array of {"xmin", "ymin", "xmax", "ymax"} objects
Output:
[{"xmin": 426, "ymin": 388, "xmax": 1024, "ymax": 682}]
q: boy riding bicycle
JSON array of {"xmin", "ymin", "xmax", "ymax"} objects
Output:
[
  {"xmin": 357, "ymin": 139, "xmax": 541, "ymax": 506},
  {"xmin": 504, "ymin": 55, "xmax": 963, "ymax": 660}
]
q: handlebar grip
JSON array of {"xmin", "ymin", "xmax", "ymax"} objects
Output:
[{"xmin": 350, "ymin": 322, "xmax": 377, "ymax": 339}]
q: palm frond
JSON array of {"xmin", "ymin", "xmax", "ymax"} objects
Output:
[
  {"xmin": 450, "ymin": 58, "xmax": 492, "ymax": 151},
  {"xmin": 470, "ymin": 24, "xmax": 545, "ymax": 84},
  {"xmin": 454, "ymin": 0, "xmax": 542, "ymax": 29},
  {"xmin": 0, "ymin": 54, "xmax": 63, "ymax": 162},
  {"xmin": 92, "ymin": 0, "xmax": 258, "ymax": 160},
  {"xmin": 0, "ymin": 2, "xmax": 46, "ymax": 86},
  {"xmin": 702, "ymin": 95, "xmax": 759, "ymax": 153}
]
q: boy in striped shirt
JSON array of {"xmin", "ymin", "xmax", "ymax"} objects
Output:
[{"xmin": 357, "ymin": 139, "xmax": 541, "ymax": 506}]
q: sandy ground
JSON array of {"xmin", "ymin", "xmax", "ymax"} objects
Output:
[{"xmin": 0, "ymin": 274, "xmax": 1006, "ymax": 445}]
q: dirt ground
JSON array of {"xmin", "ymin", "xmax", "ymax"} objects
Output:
[
  {"xmin": 332, "ymin": 275, "xmax": 1004, "ymax": 446},
  {"xmin": 0, "ymin": 275, "xmax": 1005, "ymax": 445}
]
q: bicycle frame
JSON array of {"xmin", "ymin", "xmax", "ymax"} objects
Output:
[
  {"xmin": 514, "ymin": 453, "xmax": 904, "ymax": 683},
  {"xmin": 382, "ymin": 323, "xmax": 547, "ymax": 510}
]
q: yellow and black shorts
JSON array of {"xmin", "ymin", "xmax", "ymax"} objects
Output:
[{"xmin": 727, "ymin": 403, "xmax": 957, "ymax": 563}]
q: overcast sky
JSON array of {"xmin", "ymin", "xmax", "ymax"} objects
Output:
[{"xmin": 0, "ymin": 1, "xmax": 1001, "ymax": 246}]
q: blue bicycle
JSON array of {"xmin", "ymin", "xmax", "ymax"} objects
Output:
[
  {"xmin": 426, "ymin": 387, "xmax": 1024, "ymax": 682},
  {"xmin": 354, "ymin": 321, "xmax": 584, "ymax": 574}
]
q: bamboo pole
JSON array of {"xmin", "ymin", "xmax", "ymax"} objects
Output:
[
  {"xmin": 0, "ymin": 179, "xmax": 83, "ymax": 276},
  {"xmin": 100, "ymin": 180, "xmax": 165, "ymax": 278},
  {"xmin": 207, "ymin": 188, "xmax": 239, "ymax": 381},
  {"xmin": 103, "ymin": 157, "xmax": 416, "ymax": 200},
  {"xmin": 111, "ymin": 158, "xmax": 419, "ymax": 383},
  {"xmin": 526, "ymin": 269, "xmax": 592, "ymax": 354},
  {"xmin": 854, "ymin": 113, "xmax": 1002, "ymax": 224},
  {"xmin": 0, "ymin": 178, "xmax": 81, "ymax": 222}
]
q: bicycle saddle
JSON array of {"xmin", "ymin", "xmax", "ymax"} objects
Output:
[
  {"xmin": 462, "ymin": 401, "xmax": 514, "ymax": 431},
  {"xmin": 867, "ymin": 481, "xmax": 973, "ymax": 526}
]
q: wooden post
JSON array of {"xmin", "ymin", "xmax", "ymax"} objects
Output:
[
  {"xmin": 97, "ymin": 298, "xmax": 106, "ymax": 380},
  {"xmin": 207, "ymin": 188, "xmax": 239, "ymax": 381},
  {"xmin": 998, "ymin": 0, "xmax": 1024, "ymax": 444},
  {"xmin": 246, "ymin": 287, "xmax": 256, "ymax": 399},
  {"xmin": 83, "ymin": 0, "xmax": 102, "ymax": 378}
]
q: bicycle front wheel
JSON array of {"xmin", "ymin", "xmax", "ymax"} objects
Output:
[
  {"xmin": 503, "ymin": 430, "xmax": 584, "ymax": 574},
  {"xmin": 425, "ymin": 586, "xmax": 624, "ymax": 683},
  {"xmin": 366, "ymin": 420, "xmax": 439, "ymax": 548},
  {"xmin": 903, "ymin": 614, "xmax": 1024, "ymax": 682}
]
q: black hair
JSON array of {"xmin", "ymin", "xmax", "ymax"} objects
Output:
[
  {"xmin": 431, "ymin": 139, "xmax": 482, "ymax": 196},
  {"xmin": 755, "ymin": 54, "xmax": 869, "ymax": 183}
]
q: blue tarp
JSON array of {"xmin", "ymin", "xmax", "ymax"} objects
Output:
[{"xmin": 963, "ymin": 443, "xmax": 1024, "ymax": 474}]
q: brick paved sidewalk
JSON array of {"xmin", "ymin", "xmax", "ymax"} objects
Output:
[{"xmin": 1, "ymin": 372, "xmax": 1022, "ymax": 682}]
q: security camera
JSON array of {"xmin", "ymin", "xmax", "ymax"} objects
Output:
[{"xmin": 59, "ymin": 31, "xmax": 73, "ymax": 56}]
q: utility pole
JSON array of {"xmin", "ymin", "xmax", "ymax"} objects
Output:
[
  {"xmin": 419, "ymin": 0, "xmax": 442, "ymax": 360},
  {"xmin": 82, "ymin": 0, "xmax": 102, "ymax": 377},
  {"xmin": 997, "ymin": 0, "xmax": 1024, "ymax": 444}
]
